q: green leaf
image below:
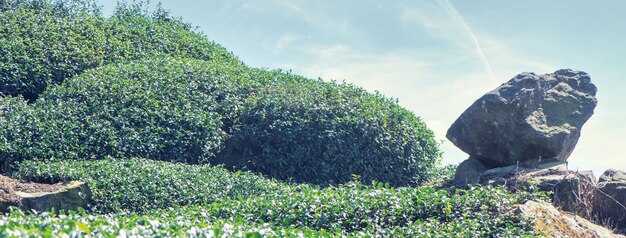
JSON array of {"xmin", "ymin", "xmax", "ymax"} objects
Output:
[{"xmin": 76, "ymin": 222, "xmax": 90, "ymax": 234}]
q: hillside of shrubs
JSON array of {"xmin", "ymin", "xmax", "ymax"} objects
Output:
[{"xmin": 0, "ymin": 0, "xmax": 545, "ymax": 236}]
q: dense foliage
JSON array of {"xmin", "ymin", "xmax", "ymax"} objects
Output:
[
  {"xmin": 203, "ymin": 182, "xmax": 539, "ymax": 236},
  {"xmin": 0, "ymin": 57, "xmax": 258, "ymax": 166},
  {"xmin": 0, "ymin": 204, "xmax": 539, "ymax": 237},
  {"xmin": 0, "ymin": 57, "xmax": 440, "ymax": 185},
  {"xmin": 0, "ymin": 0, "xmax": 443, "ymax": 186},
  {"xmin": 13, "ymin": 158, "xmax": 285, "ymax": 213},
  {"xmin": 0, "ymin": 209, "xmax": 332, "ymax": 237},
  {"xmin": 12, "ymin": 159, "xmax": 539, "ymax": 237},
  {"xmin": 217, "ymin": 80, "xmax": 441, "ymax": 186},
  {"xmin": 0, "ymin": 0, "xmax": 239, "ymax": 100}
]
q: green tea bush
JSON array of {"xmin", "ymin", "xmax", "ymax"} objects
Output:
[
  {"xmin": 215, "ymin": 79, "xmax": 441, "ymax": 186},
  {"xmin": 0, "ymin": 0, "xmax": 239, "ymax": 100},
  {"xmin": 425, "ymin": 163, "xmax": 458, "ymax": 186},
  {"xmin": 12, "ymin": 158, "xmax": 287, "ymax": 213},
  {"xmin": 1, "ymin": 0, "xmax": 442, "ymax": 187},
  {"xmin": 11, "ymin": 159, "xmax": 540, "ymax": 236},
  {"xmin": 0, "ymin": 57, "xmax": 253, "ymax": 166},
  {"xmin": 204, "ymin": 182, "xmax": 538, "ymax": 236},
  {"xmin": 0, "ymin": 208, "xmax": 334, "ymax": 237},
  {"xmin": 0, "ymin": 197, "xmax": 537, "ymax": 237},
  {"xmin": 1, "ymin": 57, "xmax": 441, "ymax": 186}
]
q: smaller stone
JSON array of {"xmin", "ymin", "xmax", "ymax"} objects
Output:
[
  {"xmin": 516, "ymin": 200, "xmax": 624, "ymax": 238},
  {"xmin": 451, "ymin": 159, "xmax": 597, "ymax": 218},
  {"xmin": 481, "ymin": 164, "xmax": 527, "ymax": 180},
  {"xmin": 598, "ymin": 169, "xmax": 626, "ymax": 183},
  {"xmin": 452, "ymin": 157, "xmax": 487, "ymax": 187},
  {"xmin": 1, "ymin": 181, "xmax": 91, "ymax": 213},
  {"xmin": 594, "ymin": 169, "xmax": 626, "ymax": 230},
  {"xmin": 540, "ymin": 171, "xmax": 595, "ymax": 216}
]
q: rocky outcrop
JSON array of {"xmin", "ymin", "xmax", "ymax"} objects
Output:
[
  {"xmin": 516, "ymin": 200, "xmax": 625, "ymax": 238},
  {"xmin": 447, "ymin": 69, "xmax": 597, "ymax": 167},
  {"xmin": 0, "ymin": 181, "xmax": 91, "ymax": 212},
  {"xmin": 453, "ymin": 160, "xmax": 596, "ymax": 216},
  {"xmin": 444, "ymin": 69, "xmax": 626, "ymax": 234},
  {"xmin": 593, "ymin": 170, "xmax": 626, "ymax": 232},
  {"xmin": 525, "ymin": 169, "xmax": 596, "ymax": 217},
  {"xmin": 451, "ymin": 160, "xmax": 626, "ymax": 235}
]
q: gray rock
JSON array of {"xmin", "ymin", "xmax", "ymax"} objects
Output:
[
  {"xmin": 452, "ymin": 159, "xmax": 597, "ymax": 218},
  {"xmin": 452, "ymin": 157, "xmax": 487, "ymax": 187},
  {"xmin": 516, "ymin": 200, "xmax": 625, "ymax": 238},
  {"xmin": 447, "ymin": 69, "xmax": 597, "ymax": 166},
  {"xmin": 599, "ymin": 169, "xmax": 626, "ymax": 183},
  {"xmin": 480, "ymin": 164, "xmax": 527, "ymax": 179},
  {"xmin": 0, "ymin": 181, "xmax": 91, "ymax": 213},
  {"xmin": 594, "ymin": 169, "xmax": 626, "ymax": 230},
  {"xmin": 533, "ymin": 170, "xmax": 595, "ymax": 217}
]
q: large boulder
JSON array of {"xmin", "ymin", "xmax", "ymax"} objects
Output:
[
  {"xmin": 593, "ymin": 169, "xmax": 626, "ymax": 232},
  {"xmin": 447, "ymin": 69, "xmax": 597, "ymax": 166}
]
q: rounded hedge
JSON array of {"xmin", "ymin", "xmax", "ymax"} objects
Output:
[
  {"xmin": 0, "ymin": 57, "xmax": 253, "ymax": 168},
  {"xmin": 215, "ymin": 79, "xmax": 442, "ymax": 186},
  {"xmin": 0, "ymin": 0, "xmax": 239, "ymax": 100},
  {"xmin": 0, "ymin": 56, "xmax": 441, "ymax": 186},
  {"xmin": 0, "ymin": 1, "xmax": 443, "ymax": 186}
]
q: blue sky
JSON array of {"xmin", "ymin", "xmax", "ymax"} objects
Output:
[{"xmin": 100, "ymin": 0, "xmax": 625, "ymax": 175}]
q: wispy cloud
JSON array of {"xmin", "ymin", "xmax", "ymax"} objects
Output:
[
  {"xmin": 271, "ymin": 2, "xmax": 559, "ymax": 165},
  {"xmin": 435, "ymin": 0, "xmax": 496, "ymax": 82},
  {"xmin": 274, "ymin": 0, "xmax": 317, "ymax": 25},
  {"xmin": 274, "ymin": 34, "xmax": 301, "ymax": 52},
  {"xmin": 271, "ymin": 0, "xmax": 354, "ymax": 37}
]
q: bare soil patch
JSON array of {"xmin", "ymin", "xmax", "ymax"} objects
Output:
[{"xmin": 0, "ymin": 175, "xmax": 64, "ymax": 203}]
